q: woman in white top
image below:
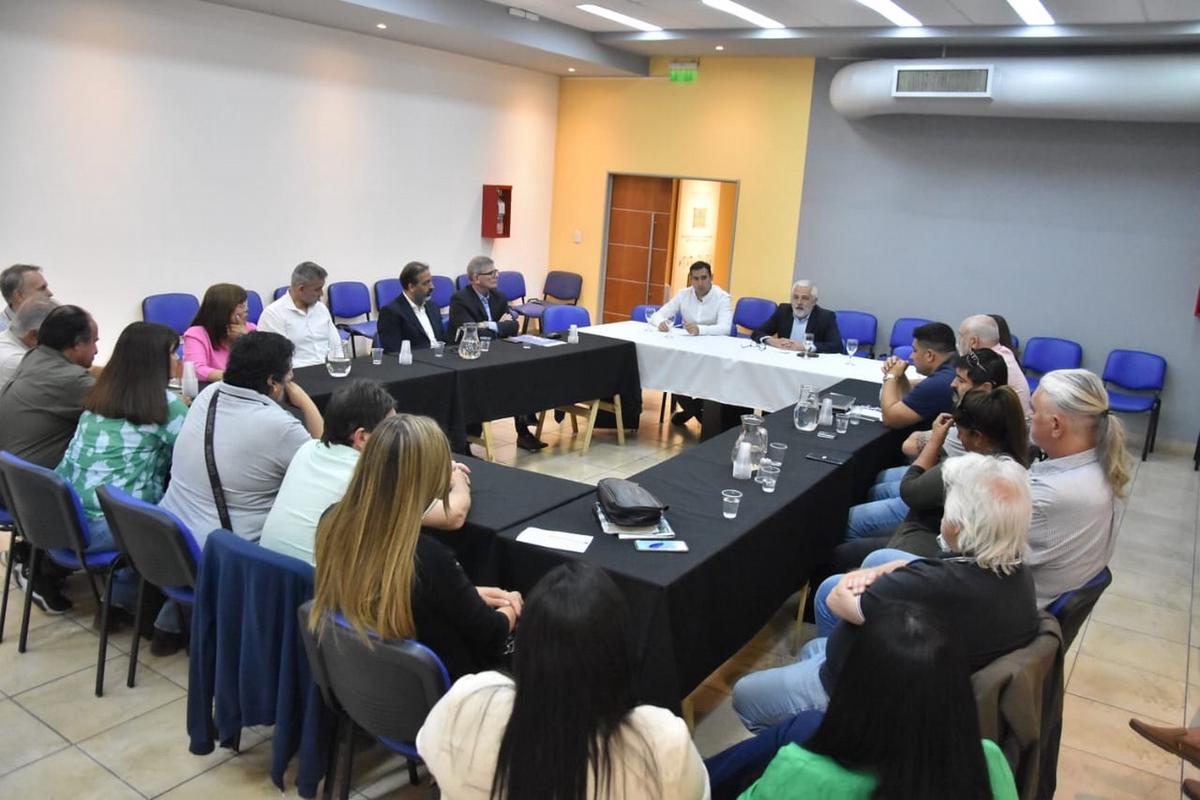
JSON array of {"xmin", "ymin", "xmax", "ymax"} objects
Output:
[{"xmin": 417, "ymin": 562, "xmax": 710, "ymax": 800}]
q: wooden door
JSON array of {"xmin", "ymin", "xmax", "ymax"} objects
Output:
[{"xmin": 601, "ymin": 175, "xmax": 674, "ymax": 323}]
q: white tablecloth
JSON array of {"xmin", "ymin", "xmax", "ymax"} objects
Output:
[{"xmin": 583, "ymin": 320, "xmax": 906, "ymax": 412}]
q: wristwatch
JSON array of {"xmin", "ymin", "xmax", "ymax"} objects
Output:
[{"xmin": 882, "ymin": 374, "xmax": 896, "ymax": 383}]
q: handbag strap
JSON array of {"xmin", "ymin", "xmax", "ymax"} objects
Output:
[{"xmin": 204, "ymin": 390, "xmax": 234, "ymax": 531}]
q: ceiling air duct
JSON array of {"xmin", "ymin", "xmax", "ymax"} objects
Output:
[{"xmin": 830, "ymin": 55, "xmax": 1200, "ymax": 123}]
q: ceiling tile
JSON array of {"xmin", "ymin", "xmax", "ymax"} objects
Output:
[
  {"xmin": 1141, "ymin": 0, "xmax": 1200, "ymax": 23},
  {"xmin": 940, "ymin": 0, "xmax": 1024, "ymax": 24},
  {"xmin": 1044, "ymin": 0, "xmax": 1149, "ymax": 23}
]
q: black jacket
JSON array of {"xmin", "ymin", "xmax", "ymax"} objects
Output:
[
  {"xmin": 751, "ymin": 303, "xmax": 843, "ymax": 353},
  {"xmin": 377, "ymin": 294, "xmax": 445, "ymax": 352},
  {"xmin": 447, "ymin": 285, "xmax": 519, "ymax": 340}
]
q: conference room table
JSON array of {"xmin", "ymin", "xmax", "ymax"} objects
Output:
[
  {"xmin": 494, "ymin": 378, "xmax": 908, "ymax": 710},
  {"xmin": 297, "ymin": 333, "xmax": 642, "ymax": 450}
]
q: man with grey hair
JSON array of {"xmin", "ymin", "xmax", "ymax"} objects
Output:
[
  {"xmin": 0, "ymin": 264, "xmax": 53, "ymax": 334},
  {"xmin": 751, "ymin": 280, "xmax": 842, "ymax": 353},
  {"xmin": 257, "ymin": 261, "xmax": 344, "ymax": 368},
  {"xmin": 958, "ymin": 314, "xmax": 1031, "ymax": 416},
  {"xmin": 0, "ymin": 298, "xmax": 57, "ymax": 392}
]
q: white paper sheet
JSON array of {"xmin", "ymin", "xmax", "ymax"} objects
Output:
[{"xmin": 515, "ymin": 527, "xmax": 593, "ymax": 553}]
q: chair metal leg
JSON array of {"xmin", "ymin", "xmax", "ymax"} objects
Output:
[
  {"xmin": 1193, "ymin": 428, "xmax": 1199, "ymax": 471},
  {"xmin": 1148, "ymin": 400, "xmax": 1162, "ymax": 455},
  {"xmin": 322, "ymin": 711, "xmax": 341, "ymax": 800},
  {"xmin": 0, "ymin": 533, "xmax": 18, "ymax": 645},
  {"xmin": 95, "ymin": 562, "xmax": 118, "ymax": 697},
  {"xmin": 127, "ymin": 577, "xmax": 146, "ymax": 688},
  {"xmin": 407, "ymin": 757, "xmax": 420, "ymax": 786},
  {"xmin": 18, "ymin": 548, "xmax": 39, "ymax": 653},
  {"xmin": 1140, "ymin": 413, "xmax": 1152, "ymax": 462},
  {"xmin": 338, "ymin": 715, "xmax": 355, "ymax": 800}
]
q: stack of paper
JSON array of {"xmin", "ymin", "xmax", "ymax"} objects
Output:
[{"xmin": 510, "ymin": 334, "xmax": 565, "ymax": 347}]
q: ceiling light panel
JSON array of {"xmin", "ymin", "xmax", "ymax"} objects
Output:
[
  {"xmin": 854, "ymin": 0, "xmax": 922, "ymax": 27},
  {"xmin": 1007, "ymin": 0, "xmax": 1055, "ymax": 25},
  {"xmin": 574, "ymin": 3, "xmax": 662, "ymax": 31},
  {"xmin": 700, "ymin": 0, "xmax": 786, "ymax": 29}
]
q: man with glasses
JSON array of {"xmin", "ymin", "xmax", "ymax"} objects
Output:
[
  {"xmin": 957, "ymin": 314, "xmax": 1031, "ymax": 416},
  {"xmin": 448, "ymin": 256, "xmax": 546, "ymax": 451}
]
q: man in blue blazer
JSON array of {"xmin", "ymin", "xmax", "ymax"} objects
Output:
[
  {"xmin": 751, "ymin": 280, "xmax": 843, "ymax": 354},
  {"xmin": 378, "ymin": 261, "xmax": 446, "ymax": 352}
]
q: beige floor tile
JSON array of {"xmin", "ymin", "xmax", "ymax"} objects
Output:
[
  {"xmin": 1068, "ymin": 654, "xmax": 1185, "ymax": 724},
  {"xmin": 350, "ymin": 740, "xmax": 426, "ymax": 799},
  {"xmin": 1109, "ymin": 546, "xmax": 1194, "ymax": 586},
  {"xmin": 0, "ymin": 619, "xmax": 105, "ymax": 695},
  {"xmin": 0, "ymin": 697, "xmax": 69, "ymax": 777},
  {"xmin": 0, "ymin": 746, "xmax": 141, "ymax": 799},
  {"xmin": 691, "ymin": 690, "xmax": 754, "ymax": 760},
  {"xmin": 1080, "ymin": 620, "xmax": 1189, "ymax": 682},
  {"xmin": 1191, "ymin": 650, "xmax": 1200, "ymax": 689},
  {"xmin": 0, "ymin": 586, "xmax": 62, "ymax": 641},
  {"xmin": 139, "ymin": 648, "xmax": 191, "ymax": 689},
  {"xmin": 1061, "ymin": 693, "xmax": 1181, "ymax": 780},
  {"xmin": 15, "ymin": 654, "xmax": 185, "ymax": 742},
  {"xmin": 158, "ymin": 739, "xmax": 304, "ymax": 800},
  {"xmin": 1054, "ymin": 744, "xmax": 1181, "ymax": 800},
  {"xmin": 1106, "ymin": 565, "xmax": 1191, "ymax": 614},
  {"xmin": 1089, "ymin": 593, "xmax": 1190, "ymax": 644}
]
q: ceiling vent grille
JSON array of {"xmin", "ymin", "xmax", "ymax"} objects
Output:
[{"xmin": 893, "ymin": 66, "xmax": 992, "ymax": 98}]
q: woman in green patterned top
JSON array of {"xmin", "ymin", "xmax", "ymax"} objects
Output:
[{"xmin": 56, "ymin": 322, "xmax": 189, "ymax": 609}]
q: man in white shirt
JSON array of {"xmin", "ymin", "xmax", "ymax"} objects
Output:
[
  {"xmin": 256, "ymin": 261, "xmax": 344, "ymax": 368},
  {"xmin": 957, "ymin": 314, "xmax": 1032, "ymax": 417},
  {"xmin": 0, "ymin": 264, "xmax": 54, "ymax": 334},
  {"xmin": 377, "ymin": 261, "xmax": 445, "ymax": 352},
  {"xmin": 650, "ymin": 261, "xmax": 733, "ymax": 337},
  {"xmin": 261, "ymin": 379, "xmax": 470, "ymax": 564},
  {"xmin": 1026, "ymin": 368, "xmax": 1132, "ymax": 608},
  {"xmin": 651, "ymin": 261, "xmax": 734, "ymax": 428},
  {"xmin": 0, "ymin": 299, "xmax": 56, "ymax": 393}
]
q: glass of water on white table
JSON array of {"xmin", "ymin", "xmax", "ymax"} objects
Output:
[{"xmin": 845, "ymin": 338, "xmax": 858, "ymax": 364}]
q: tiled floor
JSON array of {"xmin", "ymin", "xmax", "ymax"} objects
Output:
[{"xmin": 0, "ymin": 390, "xmax": 1196, "ymax": 798}]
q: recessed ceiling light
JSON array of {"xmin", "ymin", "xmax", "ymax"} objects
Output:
[
  {"xmin": 568, "ymin": 67, "xmax": 576, "ymax": 72},
  {"xmin": 376, "ymin": 23, "xmax": 387, "ymax": 29},
  {"xmin": 575, "ymin": 4, "xmax": 662, "ymax": 32},
  {"xmin": 854, "ymin": 0, "xmax": 921, "ymax": 27},
  {"xmin": 714, "ymin": 45, "xmax": 725, "ymax": 51},
  {"xmin": 701, "ymin": 0, "xmax": 784, "ymax": 29},
  {"xmin": 1006, "ymin": 0, "xmax": 1054, "ymax": 26}
]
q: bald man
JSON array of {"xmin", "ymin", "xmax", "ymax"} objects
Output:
[
  {"xmin": 751, "ymin": 280, "xmax": 843, "ymax": 353},
  {"xmin": 957, "ymin": 314, "xmax": 1031, "ymax": 416}
]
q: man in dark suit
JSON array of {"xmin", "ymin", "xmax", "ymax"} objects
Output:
[
  {"xmin": 378, "ymin": 261, "xmax": 445, "ymax": 352},
  {"xmin": 448, "ymin": 256, "xmax": 546, "ymax": 451},
  {"xmin": 751, "ymin": 280, "xmax": 843, "ymax": 354}
]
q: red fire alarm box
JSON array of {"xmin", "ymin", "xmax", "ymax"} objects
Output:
[{"xmin": 482, "ymin": 185, "xmax": 512, "ymax": 238}]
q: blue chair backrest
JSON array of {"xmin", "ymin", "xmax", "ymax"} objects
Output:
[
  {"xmin": 888, "ymin": 317, "xmax": 932, "ymax": 351},
  {"xmin": 1022, "ymin": 337, "xmax": 1082, "ymax": 377},
  {"xmin": 0, "ymin": 451, "xmax": 92, "ymax": 556},
  {"xmin": 143, "ymin": 293, "xmax": 200, "ymax": 336},
  {"xmin": 96, "ymin": 485, "xmax": 201, "ymax": 603},
  {"xmin": 327, "ymin": 281, "xmax": 372, "ymax": 320},
  {"xmin": 1047, "ymin": 566, "xmax": 1112, "ymax": 650},
  {"xmin": 893, "ymin": 345, "xmax": 915, "ymax": 364},
  {"xmin": 1102, "ymin": 349, "xmax": 1167, "ymax": 393},
  {"xmin": 274, "ymin": 286, "xmax": 289, "ymax": 301},
  {"xmin": 1010, "ymin": 333, "xmax": 1019, "ymax": 353},
  {"xmin": 374, "ymin": 279, "xmax": 403, "ymax": 310},
  {"xmin": 431, "ymin": 276, "xmax": 454, "ymax": 309},
  {"xmin": 543, "ymin": 305, "xmax": 591, "ymax": 334},
  {"xmin": 245, "ymin": 290, "xmax": 264, "ymax": 325},
  {"xmin": 455, "ymin": 274, "xmax": 470, "ymax": 291},
  {"xmin": 836, "ymin": 310, "xmax": 878, "ymax": 349},
  {"xmin": 497, "ymin": 271, "xmax": 526, "ymax": 304},
  {"xmin": 543, "ymin": 271, "xmax": 583, "ymax": 303},
  {"xmin": 731, "ymin": 297, "xmax": 776, "ymax": 337}
]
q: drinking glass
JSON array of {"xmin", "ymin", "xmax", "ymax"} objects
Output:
[
  {"xmin": 325, "ymin": 340, "xmax": 352, "ymax": 378},
  {"xmin": 804, "ymin": 333, "xmax": 815, "ymax": 357},
  {"xmin": 846, "ymin": 338, "xmax": 858, "ymax": 364},
  {"xmin": 835, "ymin": 414, "xmax": 850, "ymax": 434},
  {"xmin": 480, "ymin": 338, "xmax": 491, "ymax": 353},
  {"xmin": 432, "ymin": 341, "xmax": 445, "ymax": 357},
  {"xmin": 644, "ymin": 306, "xmax": 656, "ymax": 329},
  {"xmin": 371, "ymin": 347, "xmax": 383, "ymax": 365},
  {"xmin": 759, "ymin": 465, "xmax": 780, "ymax": 493},
  {"xmin": 721, "ymin": 489, "xmax": 743, "ymax": 520},
  {"xmin": 768, "ymin": 442, "xmax": 787, "ymax": 467}
]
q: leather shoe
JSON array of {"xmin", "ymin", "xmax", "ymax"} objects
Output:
[
  {"xmin": 516, "ymin": 431, "xmax": 548, "ymax": 452},
  {"xmin": 1185, "ymin": 779, "xmax": 1200, "ymax": 800},
  {"xmin": 1129, "ymin": 719, "xmax": 1200, "ymax": 767},
  {"xmin": 671, "ymin": 411, "xmax": 693, "ymax": 428}
]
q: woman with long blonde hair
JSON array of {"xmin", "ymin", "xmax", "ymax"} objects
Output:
[{"xmin": 310, "ymin": 414, "xmax": 517, "ymax": 678}]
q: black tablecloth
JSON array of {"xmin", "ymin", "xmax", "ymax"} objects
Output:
[
  {"xmin": 496, "ymin": 379, "xmax": 908, "ymax": 708},
  {"xmin": 422, "ymin": 456, "xmax": 594, "ymax": 585},
  {"xmin": 412, "ymin": 334, "xmax": 643, "ymax": 442},
  {"xmin": 295, "ymin": 358, "xmax": 458, "ymax": 433}
]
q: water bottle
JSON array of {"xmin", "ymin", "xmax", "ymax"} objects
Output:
[
  {"xmin": 181, "ymin": 361, "xmax": 199, "ymax": 398},
  {"xmin": 794, "ymin": 385, "xmax": 819, "ymax": 432},
  {"xmin": 399, "ymin": 339, "xmax": 413, "ymax": 365},
  {"xmin": 567, "ymin": 324, "xmax": 579, "ymax": 344},
  {"xmin": 818, "ymin": 397, "xmax": 835, "ymax": 427}
]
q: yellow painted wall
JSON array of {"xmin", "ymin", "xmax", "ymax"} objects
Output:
[{"xmin": 549, "ymin": 57, "xmax": 816, "ymax": 318}]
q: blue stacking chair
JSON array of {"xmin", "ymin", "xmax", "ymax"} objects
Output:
[
  {"xmin": 1022, "ymin": 337, "xmax": 1083, "ymax": 393},
  {"xmin": 730, "ymin": 297, "xmax": 776, "ymax": 338},
  {"xmin": 892, "ymin": 345, "xmax": 915, "ymax": 364},
  {"xmin": 0, "ymin": 473, "xmax": 20, "ymax": 646},
  {"xmin": 0, "ymin": 452, "xmax": 123, "ymax": 697},
  {"xmin": 245, "ymin": 290, "xmax": 264, "ymax": 325},
  {"xmin": 1047, "ymin": 567, "xmax": 1112, "ymax": 651},
  {"xmin": 835, "ymin": 310, "xmax": 878, "ymax": 357},
  {"xmin": 455, "ymin": 274, "xmax": 470, "ymax": 291},
  {"xmin": 884, "ymin": 317, "xmax": 931, "ymax": 358},
  {"xmin": 1103, "ymin": 349, "xmax": 1167, "ymax": 462},
  {"xmin": 512, "ymin": 271, "xmax": 583, "ymax": 333},
  {"xmin": 143, "ymin": 293, "xmax": 200, "ymax": 336},
  {"xmin": 96, "ymin": 485, "xmax": 201, "ymax": 693},
  {"xmin": 373, "ymin": 278, "xmax": 402, "ymax": 311},
  {"xmin": 497, "ymin": 271, "xmax": 527, "ymax": 306},
  {"xmin": 327, "ymin": 281, "xmax": 378, "ymax": 355},
  {"xmin": 543, "ymin": 305, "xmax": 591, "ymax": 335},
  {"xmin": 274, "ymin": 286, "xmax": 289, "ymax": 301},
  {"xmin": 299, "ymin": 600, "xmax": 451, "ymax": 797},
  {"xmin": 630, "ymin": 303, "xmax": 682, "ymax": 327},
  {"xmin": 1010, "ymin": 333, "xmax": 1020, "ymax": 353}
]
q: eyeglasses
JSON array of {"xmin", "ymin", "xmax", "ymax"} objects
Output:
[
  {"xmin": 964, "ymin": 350, "xmax": 996, "ymax": 384},
  {"xmin": 477, "ymin": 269, "xmax": 499, "ymax": 277}
]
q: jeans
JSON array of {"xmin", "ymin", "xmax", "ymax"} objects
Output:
[
  {"xmin": 845, "ymin": 496, "xmax": 909, "ymax": 539},
  {"xmin": 84, "ymin": 516, "xmax": 139, "ymax": 612},
  {"xmin": 814, "ymin": 548, "xmax": 922, "ymax": 637},
  {"xmin": 732, "ymin": 638, "xmax": 830, "ymax": 732},
  {"xmin": 705, "ymin": 710, "xmax": 825, "ymax": 800},
  {"xmin": 867, "ymin": 466, "xmax": 908, "ymax": 500}
]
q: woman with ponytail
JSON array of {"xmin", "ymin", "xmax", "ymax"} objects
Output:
[{"xmin": 1026, "ymin": 368, "xmax": 1133, "ymax": 608}]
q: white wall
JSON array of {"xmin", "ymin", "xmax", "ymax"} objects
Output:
[{"xmin": 0, "ymin": 0, "xmax": 559, "ymax": 357}]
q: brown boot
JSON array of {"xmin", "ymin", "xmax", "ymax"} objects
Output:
[
  {"xmin": 1129, "ymin": 719, "xmax": 1200, "ymax": 768},
  {"xmin": 1182, "ymin": 778, "xmax": 1200, "ymax": 800}
]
